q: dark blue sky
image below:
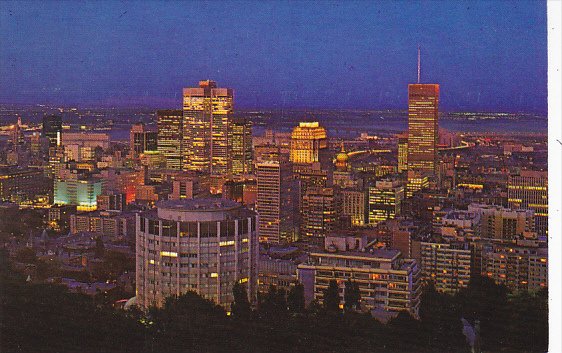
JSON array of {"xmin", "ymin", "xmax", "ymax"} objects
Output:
[{"xmin": 0, "ymin": 1, "xmax": 547, "ymax": 112}]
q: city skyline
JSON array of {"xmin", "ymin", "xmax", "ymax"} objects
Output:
[{"xmin": 0, "ymin": 1, "xmax": 547, "ymax": 113}]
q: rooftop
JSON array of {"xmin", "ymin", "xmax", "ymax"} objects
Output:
[{"xmin": 157, "ymin": 198, "xmax": 241, "ymax": 212}]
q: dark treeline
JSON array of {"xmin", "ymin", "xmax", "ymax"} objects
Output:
[{"xmin": 0, "ymin": 250, "xmax": 547, "ymax": 353}]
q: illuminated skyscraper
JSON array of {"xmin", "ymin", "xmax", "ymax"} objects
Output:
[
  {"xmin": 407, "ymin": 84, "xmax": 439, "ymax": 196},
  {"xmin": 407, "ymin": 84, "xmax": 439, "ymax": 174},
  {"xmin": 42, "ymin": 115, "xmax": 62, "ymax": 148},
  {"xmin": 507, "ymin": 170, "xmax": 548, "ymax": 236},
  {"xmin": 157, "ymin": 110, "xmax": 183, "ymax": 170},
  {"xmin": 229, "ymin": 117, "xmax": 253, "ymax": 175},
  {"xmin": 256, "ymin": 161, "xmax": 296, "ymax": 244},
  {"xmin": 183, "ymin": 80, "xmax": 233, "ymax": 175},
  {"xmin": 290, "ymin": 122, "xmax": 328, "ymax": 165}
]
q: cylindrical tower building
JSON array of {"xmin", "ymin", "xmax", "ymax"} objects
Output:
[{"xmin": 136, "ymin": 198, "xmax": 258, "ymax": 310}]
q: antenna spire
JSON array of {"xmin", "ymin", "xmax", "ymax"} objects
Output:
[{"xmin": 417, "ymin": 45, "xmax": 421, "ymax": 84}]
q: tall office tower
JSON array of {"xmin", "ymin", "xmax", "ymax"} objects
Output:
[
  {"xmin": 42, "ymin": 115, "xmax": 62, "ymax": 148},
  {"xmin": 290, "ymin": 122, "xmax": 328, "ymax": 165},
  {"xmin": 157, "ymin": 110, "xmax": 183, "ymax": 170},
  {"xmin": 368, "ymin": 179, "xmax": 405, "ymax": 224},
  {"xmin": 407, "ymin": 84, "xmax": 439, "ymax": 195},
  {"xmin": 136, "ymin": 199, "xmax": 258, "ymax": 310},
  {"xmin": 507, "ymin": 170, "xmax": 548, "ymax": 236},
  {"xmin": 229, "ymin": 117, "xmax": 253, "ymax": 175},
  {"xmin": 130, "ymin": 123, "xmax": 157, "ymax": 158},
  {"xmin": 10, "ymin": 117, "xmax": 24, "ymax": 147},
  {"xmin": 300, "ymin": 187, "xmax": 336, "ymax": 239},
  {"xmin": 183, "ymin": 80, "xmax": 233, "ymax": 176},
  {"xmin": 397, "ymin": 133, "xmax": 408, "ymax": 173},
  {"xmin": 341, "ymin": 189, "xmax": 366, "ymax": 226},
  {"xmin": 256, "ymin": 161, "xmax": 296, "ymax": 244}
]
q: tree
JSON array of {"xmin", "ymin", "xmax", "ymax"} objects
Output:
[
  {"xmin": 344, "ymin": 279, "xmax": 360, "ymax": 312},
  {"xmin": 287, "ymin": 282, "xmax": 305, "ymax": 313},
  {"xmin": 15, "ymin": 247, "xmax": 37, "ymax": 264},
  {"xmin": 323, "ymin": 280, "xmax": 340, "ymax": 313},
  {"xmin": 259, "ymin": 285, "xmax": 288, "ymax": 319},
  {"xmin": 231, "ymin": 282, "xmax": 251, "ymax": 320}
]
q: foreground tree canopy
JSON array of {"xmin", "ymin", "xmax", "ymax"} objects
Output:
[{"xmin": 0, "ymin": 250, "xmax": 547, "ymax": 353}]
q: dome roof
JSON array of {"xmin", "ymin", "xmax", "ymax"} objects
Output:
[{"xmin": 336, "ymin": 152, "xmax": 349, "ymax": 162}]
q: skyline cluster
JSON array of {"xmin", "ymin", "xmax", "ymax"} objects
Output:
[{"xmin": 0, "ymin": 1, "xmax": 547, "ymax": 112}]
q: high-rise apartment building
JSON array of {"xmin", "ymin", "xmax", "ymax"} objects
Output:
[
  {"xmin": 157, "ymin": 110, "xmax": 183, "ymax": 170},
  {"xmin": 256, "ymin": 161, "xmax": 296, "ymax": 244},
  {"xmin": 507, "ymin": 170, "xmax": 548, "ymax": 236},
  {"xmin": 183, "ymin": 80, "xmax": 233, "ymax": 175},
  {"xmin": 298, "ymin": 233, "xmax": 422, "ymax": 318},
  {"xmin": 42, "ymin": 115, "xmax": 62, "ymax": 148},
  {"xmin": 135, "ymin": 199, "xmax": 258, "ymax": 310},
  {"xmin": 420, "ymin": 241, "xmax": 471, "ymax": 294},
  {"xmin": 368, "ymin": 180, "xmax": 404, "ymax": 224},
  {"xmin": 229, "ymin": 117, "xmax": 253, "ymax": 175},
  {"xmin": 290, "ymin": 122, "xmax": 328, "ymax": 165},
  {"xmin": 407, "ymin": 84, "xmax": 439, "ymax": 195}
]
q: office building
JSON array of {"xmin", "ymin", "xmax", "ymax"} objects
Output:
[
  {"xmin": 42, "ymin": 115, "xmax": 62, "ymax": 148},
  {"xmin": 368, "ymin": 180, "xmax": 404, "ymax": 224},
  {"xmin": 290, "ymin": 122, "xmax": 328, "ymax": 165},
  {"xmin": 397, "ymin": 133, "xmax": 408, "ymax": 173},
  {"xmin": 130, "ymin": 123, "xmax": 157, "ymax": 158},
  {"xmin": 157, "ymin": 110, "xmax": 184, "ymax": 170},
  {"xmin": 54, "ymin": 177, "xmax": 103, "ymax": 211},
  {"xmin": 507, "ymin": 170, "xmax": 548, "ymax": 236},
  {"xmin": 300, "ymin": 187, "xmax": 336, "ymax": 238},
  {"xmin": 229, "ymin": 117, "xmax": 253, "ymax": 175},
  {"xmin": 135, "ymin": 199, "xmax": 258, "ymax": 310},
  {"xmin": 341, "ymin": 189, "xmax": 366, "ymax": 227},
  {"xmin": 183, "ymin": 80, "xmax": 233, "ymax": 175},
  {"xmin": 0, "ymin": 167, "xmax": 51, "ymax": 203},
  {"xmin": 407, "ymin": 84, "xmax": 439, "ymax": 196},
  {"xmin": 256, "ymin": 161, "xmax": 297, "ymax": 244}
]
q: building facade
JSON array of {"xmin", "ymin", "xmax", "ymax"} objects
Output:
[
  {"xmin": 157, "ymin": 110, "xmax": 184, "ymax": 170},
  {"xmin": 135, "ymin": 199, "xmax": 258, "ymax": 310},
  {"xmin": 182, "ymin": 80, "xmax": 233, "ymax": 176},
  {"xmin": 368, "ymin": 180, "xmax": 404, "ymax": 224},
  {"xmin": 507, "ymin": 170, "xmax": 548, "ymax": 236},
  {"xmin": 290, "ymin": 122, "xmax": 328, "ymax": 165}
]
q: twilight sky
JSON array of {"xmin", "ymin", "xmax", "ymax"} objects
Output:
[{"xmin": 0, "ymin": 1, "xmax": 547, "ymax": 112}]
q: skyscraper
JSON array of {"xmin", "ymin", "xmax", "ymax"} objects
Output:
[
  {"xmin": 256, "ymin": 161, "xmax": 296, "ymax": 244},
  {"xmin": 157, "ymin": 110, "xmax": 183, "ymax": 170},
  {"xmin": 407, "ymin": 84, "xmax": 439, "ymax": 176},
  {"xmin": 300, "ymin": 187, "xmax": 336, "ymax": 238},
  {"xmin": 229, "ymin": 117, "xmax": 253, "ymax": 175},
  {"xmin": 130, "ymin": 123, "xmax": 157, "ymax": 158},
  {"xmin": 42, "ymin": 115, "xmax": 62, "ymax": 148},
  {"xmin": 182, "ymin": 80, "xmax": 233, "ymax": 175},
  {"xmin": 290, "ymin": 122, "xmax": 328, "ymax": 165}
]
